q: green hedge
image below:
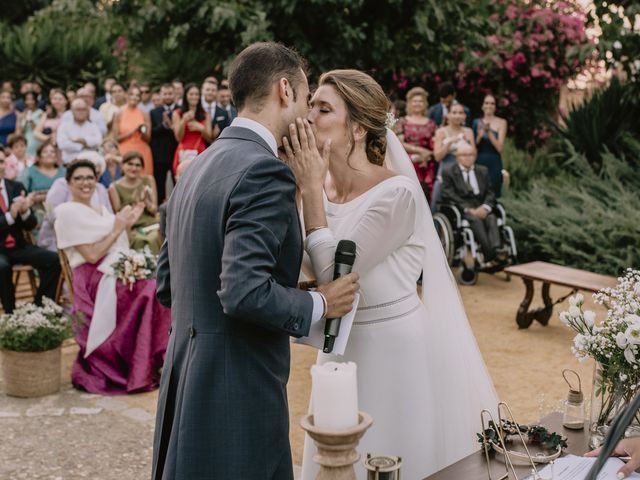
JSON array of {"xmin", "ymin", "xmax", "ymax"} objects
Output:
[{"xmin": 502, "ymin": 149, "xmax": 639, "ymax": 276}]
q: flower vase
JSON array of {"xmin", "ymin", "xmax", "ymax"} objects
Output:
[{"xmin": 589, "ymin": 361, "xmax": 640, "ymax": 448}]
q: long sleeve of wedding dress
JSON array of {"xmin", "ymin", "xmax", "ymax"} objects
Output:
[{"xmin": 304, "ymin": 184, "xmax": 416, "ymax": 284}]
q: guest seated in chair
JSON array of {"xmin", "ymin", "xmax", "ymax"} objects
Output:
[
  {"xmin": 441, "ymin": 144, "xmax": 502, "ymax": 263},
  {"xmin": 108, "ymin": 151, "xmax": 161, "ymax": 254},
  {"xmin": 0, "ymin": 148, "xmax": 61, "ymax": 313},
  {"xmin": 54, "ymin": 159, "xmax": 171, "ymax": 395}
]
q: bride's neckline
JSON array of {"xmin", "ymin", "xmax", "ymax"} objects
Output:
[{"xmin": 325, "ymin": 175, "xmax": 404, "ymax": 206}]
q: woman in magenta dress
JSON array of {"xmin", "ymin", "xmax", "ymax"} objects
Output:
[
  {"xmin": 171, "ymin": 83, "xmax": 212, "ymax": 175},
  {"xmin": 54, "ymin": 159, "xmax": 171, "ymax": 395},
  {"xmin": 396, "ymin": 87, "xmax": 438, "ymax": 201}
]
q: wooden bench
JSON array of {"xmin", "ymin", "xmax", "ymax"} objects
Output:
[{"xmin": 504, "ymin": 261, "xmax": 618, "ymax": 329}]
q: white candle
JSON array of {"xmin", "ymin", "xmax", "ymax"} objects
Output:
[{"xmin": 311, "ymin": 361, "xmax": 359, "ymax": 430}]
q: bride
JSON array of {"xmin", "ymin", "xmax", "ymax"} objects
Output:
[{"xmin": 283, "ymin": 70, "xmax": 498, "ymax": 479}]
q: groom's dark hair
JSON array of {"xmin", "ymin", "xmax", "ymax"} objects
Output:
[{"xmin": 228, "ymin": 42, "xmax": 306, "ymax": 113}]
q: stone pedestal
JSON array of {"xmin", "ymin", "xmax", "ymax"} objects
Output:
[{"xmin": 300, "ymin": 411, "xmax": 373, "ymax": 480}]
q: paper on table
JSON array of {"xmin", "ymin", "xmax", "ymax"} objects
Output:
[
  {"xmin": 525, "ymin": 454, "xmax": 640, "ymax": 480},
  {"xmin": 295, "ymin": 293, "xmax": 359, "ymax": 355}
]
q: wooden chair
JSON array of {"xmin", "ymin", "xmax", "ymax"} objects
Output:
[
  {"xmin": 55, "ymin": 249, "xmax": 74, "ymax": 305},
  {"xmin": 12, "ymin": 231, "xmax": 38, "ymax": 301}
]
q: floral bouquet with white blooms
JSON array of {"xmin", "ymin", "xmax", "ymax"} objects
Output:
[
  {"xmin": 559, "ymin": 268, "xmax": 640, "ymax": 445},
  {"xmin": 0, "ymin": 298, "xmax": 71, "ymax": 352},
  {"xmin": 111, "ymin": 247, "xmax": 157, "ymax": 290}
]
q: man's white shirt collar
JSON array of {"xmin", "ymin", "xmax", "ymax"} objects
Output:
[{"xmin": 231, "ymin": 117, "xmax": 278, "ymax": 157}]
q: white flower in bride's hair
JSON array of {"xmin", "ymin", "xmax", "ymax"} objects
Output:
[{"xmin": 384, "ymin": 112, "xmax": 397, "ymax": 130}]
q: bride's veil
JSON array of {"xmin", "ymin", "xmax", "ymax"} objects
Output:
[{"xmin": 384, "ymin": 128, "xmax": 498, "ymax": 467}]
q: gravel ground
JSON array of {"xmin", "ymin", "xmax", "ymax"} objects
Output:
[{"xmin": 0, "ymin": 386, "xmax": 155, "ymax": 480}]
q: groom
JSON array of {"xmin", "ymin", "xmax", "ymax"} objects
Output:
[{"xmin": 152, "ymin": 42, "xmax": 360, "ymax": 480}]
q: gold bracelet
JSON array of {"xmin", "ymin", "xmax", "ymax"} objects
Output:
[{"xmin": 305, "ymin": 225, "xmax": 327, "ymax": 237}]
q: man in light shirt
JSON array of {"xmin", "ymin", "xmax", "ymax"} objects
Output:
[
  {"xmin": 61, "ymin": 87, "xmax": 107, "ymax": 137},
  {"xmin": 138, "ymin": 82, "xmax": 155, "ymax": 113},
  {"xmin": 57, "ymin": 99, "xmax": 103, "ymax": 165}
]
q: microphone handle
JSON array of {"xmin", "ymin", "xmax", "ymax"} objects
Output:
[{"xmin": 323, "ymin": 261, "xmax": 354, "ymax": 353}]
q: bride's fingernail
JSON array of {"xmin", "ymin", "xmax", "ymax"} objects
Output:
[{"xmin": 618, "ymin": 472, "xmax": 626, "ymax": 479}]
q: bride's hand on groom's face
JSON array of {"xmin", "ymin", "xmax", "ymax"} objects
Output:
[{"xmin": 282, "ymin": 118, "xmax": 331, "ymax": 193}]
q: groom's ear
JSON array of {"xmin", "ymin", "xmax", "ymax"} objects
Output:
[{"xmin": 278, "ymin": 77, "xmax": 293, "ymax": 107}]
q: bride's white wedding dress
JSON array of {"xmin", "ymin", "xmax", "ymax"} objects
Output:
[{"xmin": 300, "ymin": 131, "xmax": 498, "ymax": 480}]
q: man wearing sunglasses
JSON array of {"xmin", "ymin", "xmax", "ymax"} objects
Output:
[{"xmin": 138, "ymin": 82, "xmax": 155, "ymax": 113}]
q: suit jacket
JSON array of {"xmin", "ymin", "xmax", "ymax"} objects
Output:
[
  {"xmin": 94, "ymin": 96, "xmax": 107, "ymax": 109},
  {"xmin": 150, "ymin": 106, "xmax": 178, "ymax": 167},
  {"xmin": 441, "ymin": 163, "xmax": 496, "ymax": 211},
  {"xmin": 152, "ymin": 126, "xmax": 313, "ymax": 480},
  {"xmin": 428, "ymin": 102, "xmax": 472, "ymax": 128},
  {"xmin": 0, "ymin": 179, "xmax": 38, "ymax": 249},
  {"xmin": 212, "ymin": 104, "xmax": 230, "ymax": 131}
]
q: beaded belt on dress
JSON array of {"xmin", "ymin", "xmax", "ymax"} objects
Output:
[{"xmin": 354, "ymin": 293, "xmax": 422, "ymax": 325}]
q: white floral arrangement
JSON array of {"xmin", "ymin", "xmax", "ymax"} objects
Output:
[
  {"xmin": 0, "ymin": 298, "xmax": 71, "ymax": 352},
  {"xmin": 111, "ymin": 247, "xmax": 157, "ymax": 290},
  {"xmin": 559, "ymin": 268, "xmax": 640, "ymax": 424}
]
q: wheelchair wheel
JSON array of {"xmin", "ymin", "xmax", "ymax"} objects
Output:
[
  {"xmin": 457, "ymin": 266, "xmax": 477, "ymax": 285},
  {"xmin": 433, "ymin": 213, "xmax": 454, "ymax": 265}
]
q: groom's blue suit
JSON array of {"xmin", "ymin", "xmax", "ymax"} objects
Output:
[{"xmin": 152, "ymin": 125, "xmax": 314, "ymax": 479}]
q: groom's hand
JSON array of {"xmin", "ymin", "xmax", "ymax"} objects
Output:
[{"xmin": 317, "ymin": 273, "xmax": 360, "ymax": 318}]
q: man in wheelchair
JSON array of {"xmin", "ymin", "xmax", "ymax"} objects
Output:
[{"xmin": 440, "ymin": 144, "xmax": 506, "ymax": 265}]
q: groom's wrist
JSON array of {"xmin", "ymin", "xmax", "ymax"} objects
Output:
[{"xmin": 308, "ymin": 291, "xmax": 328, "ymax": 323}]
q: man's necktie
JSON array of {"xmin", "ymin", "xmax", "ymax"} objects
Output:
[
  {"xmin": 0, "ymin": 186, "xmax": 17, "ymax": 248},
  {"xmin": 464, "ymin": 169, "xmax": 472, "ymax": 188}
]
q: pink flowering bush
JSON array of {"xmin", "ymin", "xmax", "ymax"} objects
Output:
[
  {"xmin": 397, "ymin": 0, "xmax": 593, "ymax": 151},
  {"xmin": 457, "ymin": 0, "xmax": 593, "ymax": 149}
]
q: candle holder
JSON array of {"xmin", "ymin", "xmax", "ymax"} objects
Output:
[
  {"xmin": 300, "ymin": 411, "xmax": 373, "ymax": 480},
  {"xmin": 363, "ymin": 454, "xmax": 402, "ymax": 479}
]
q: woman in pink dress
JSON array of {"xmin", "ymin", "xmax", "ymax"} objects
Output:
[
  {"xmin": 113, "ymin": 86, "xmax": 153, "ymax": 177},
  {"xmin": 396, "ymin": 87, "xmax": 438, "ymax": 201},
  {"xmin": 171, "ymin": 83, "xmax": 212, "ymax": 175},
  {"xmin": 34, "ymin": 88, "xmax": 68, "ymax": 147},
  {"xmin": 54, "ymin": 159, "xmax": 171, "ymax": 395}
]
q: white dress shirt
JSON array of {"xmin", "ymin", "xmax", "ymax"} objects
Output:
[
  {"xmin": 230, "ymin": 117, "xmax": 325, "ymax": 324},
  {"xmin": 201, "ymin": 99, "xmax": 217, "ymax": 120},
  {"xmin": 61, "ymin": 108, "xmax": 107, "ymax": 137},
  {"xmin": 56, "ymin": 120, "xmax": 103, "ymax": 165},
  {"xmin": 1, "ymin": 178, "xmax": 31, "ymax": 226},
  {"xmin": 459, "ymin": 164, "xmax": 492, "ymax": 213}
]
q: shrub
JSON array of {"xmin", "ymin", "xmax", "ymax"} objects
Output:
[
  {"xmin": 502, "ymin": 149, "xmax": 639, "ymax": 276},
  {"xmin": 554, "ymin": 77, "xmax": 640, "ymax": 170}
]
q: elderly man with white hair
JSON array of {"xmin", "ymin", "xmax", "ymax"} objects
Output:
[
  {"xmin": 441, "ymin": 143, "xmax": 502, "ymax": 263},
  {"xmin": 57, "ymin": 98, "xmax": 103, "ymax": 165},
  {"xmin": 61, "ymin": 87, "xmax": 107, "ymax": 136}
]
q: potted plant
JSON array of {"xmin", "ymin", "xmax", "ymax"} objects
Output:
[
  {"xmin": 0, "ymin": 297, "xmax": 71, "ymax": 397},
  {"xmin": 559, "ymin": 268, "xmax": 640, "ymax": 448}
]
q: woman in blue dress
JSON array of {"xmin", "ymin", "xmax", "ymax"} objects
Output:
[
  {"xmin": 472, "ymin": 94, "xmax": 507, "ymax": 197},
  {"xmin": 0, "ymin": 89, "xmax": 17, "ymax": 147}
]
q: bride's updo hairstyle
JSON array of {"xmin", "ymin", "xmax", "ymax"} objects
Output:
[{"xmin": 319, "ymin": 69, "xmax": 390, "ymax": 166}]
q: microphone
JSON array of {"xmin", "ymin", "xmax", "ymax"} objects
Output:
[{"xmin": 323, "ymin": 240, "xmax": 357, "ymax": 354}]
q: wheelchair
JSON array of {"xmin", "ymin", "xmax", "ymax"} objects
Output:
[{"xmin": 433, "ymin": 203, "xmax": 517, "ymax": 285}]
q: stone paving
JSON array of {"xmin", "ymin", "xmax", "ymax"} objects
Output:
[{"xmin": 0, "ymin": 340, "xmax": 157, "ymax": 480}]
